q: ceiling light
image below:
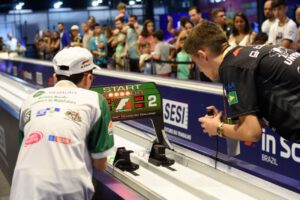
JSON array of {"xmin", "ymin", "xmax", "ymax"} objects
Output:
[{"xmin": 53, "ymin": 1, "xmax": 63, "ymax": 9}]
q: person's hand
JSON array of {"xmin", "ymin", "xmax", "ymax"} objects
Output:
[
  {"xmin": 167, "ymin": 16, "xmax": 173, "ymax": 22},
  {"xmin": 198, "ymin": 107, "xmax": 222, "ymax": 137},
  {"xmin": 113, "ymin": 29, "xmax": 119, "ymax": 36},
  {"xmin": 206, "ymin": 106, "xmax": 219, "ymax": 116},
  {"xmin": 120, "ymin": 51, "xmax": 127, "ymax": 58}
]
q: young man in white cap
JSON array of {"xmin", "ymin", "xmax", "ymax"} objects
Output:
[
  {"xmin": 10, "ymin": 47, "xmax": 114, "ymax": 200},
  {"xmin": 70, "ymin": 25, "xmax": 82, "ymax": 47}
]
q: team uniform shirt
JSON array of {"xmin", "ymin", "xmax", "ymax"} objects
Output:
[
  {"xmin": 268, "ymin": 18, "xmax": 297, "ymax": 45},
  {"xmin": 220, "ymin": 45, "xmax": 300, "ymax": 142},
  {"xmin": 10, "ymin": 80, "xmax": 114, "ymax": 200}
]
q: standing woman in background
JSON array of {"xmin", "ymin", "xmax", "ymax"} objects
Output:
[
  {"xmin": 138, "ymin": 19, "xmax": 156, "ymax": 53},
  {"xmin": 49, "ymin": 31, "xmax": 60, "ymax": 59},
  {"xmin": 228, "ymin": 12, "xmax": 256, "ymax": 47}
]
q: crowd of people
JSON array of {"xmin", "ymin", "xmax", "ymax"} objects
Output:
[{"xmin": 1, "ymin": 0, "xmax": 300, "ymax": 81}]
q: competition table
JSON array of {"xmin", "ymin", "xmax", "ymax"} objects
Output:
[{"xmin": 0, "ymin": 56, "xmax": 299, "ymax": 199}]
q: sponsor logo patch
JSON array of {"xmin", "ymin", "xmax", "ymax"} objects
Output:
[
  {"xmin": 36, "ymin": 107, "xmax": 60, "ymax": 117},
  {"xmin": 23, "ymin": 109, "xmax": 31, "ymax": 125},
  {"xmin": 65, "ymin": 110, "xmax": 82, "ymax": 124},
  {"xmin": 233, "ymin": 47, "xmax": 242, "ymax": 57},
  {"xmin": 25, "ymin": 131, "xmax": 43, "ymax": 147},
  {"xmin": 48, "ymin": 135, "xmax": 71, "ymax": 144},
  {"xmin": 108, "ymin": 121, "xmax": 113, "ymax": 135},
  {"xmin": 81, "ymin": 59, "xmax": 91, "ymax": 68},
  {"xmin": 33, "ymin": 90, "xmax": 45, "ymax": 98}
]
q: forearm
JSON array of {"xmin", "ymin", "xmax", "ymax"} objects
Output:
[
  {"xmin": 167, "ymin": 21, "xmax": 173, "ymax": 34},
  {"xmin": 222, "ymin": 123, "xmax": 261, "ymax": 142}
]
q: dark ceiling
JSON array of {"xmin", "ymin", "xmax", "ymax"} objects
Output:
[{"xmin": 0, "ymin": 0, "xmax": 124, "ymax": 13}]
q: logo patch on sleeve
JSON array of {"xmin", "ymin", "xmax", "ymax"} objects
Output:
[
  {"xmin": 227, "ymin": 91, "xmax": 238, "ymax": 105},
  {"xmin": 108, "ymin": 121, "xmax": 113, "ymax": 135}
]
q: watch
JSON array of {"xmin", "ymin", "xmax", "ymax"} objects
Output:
[{"xmin": 217, "ymin": 122, "xmax": 225, "ymax": 137}]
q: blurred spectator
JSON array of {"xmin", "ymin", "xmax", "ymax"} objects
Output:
[
  {"xmin": 176, "ymin": 36, "xmax": 192, "ymax": 80},
  {"xmin": 82, "ymin": 22, "xmax": 92, "ymax": 49},
  {"xmin": 88, "ymin": 16, "xmax": 96, "ymax": 32},
  {"xmin": 42, "ymin": 29, "xmax": 52, "ymax": 60},
  {"xmin": 212, "ymin": 8, "xmax": 232, "ymax": 37},
  {"xmin": 138, "ymin": 20, "xmax": 156, "ymax": 53},
  {"xmin": 261, "ymin": 0, "xmax": 275, "ymax": 36},
  {"xmin": 49, "ymin": 31, "xmax": 60, "ymax": 58},
  {"xmin": 252, "ymin": 32, "xmax": 268, "ymax": 45},
  {"xmin": 36, "ymin": 38, "xmax": 48, "ymax": 59},
  {"xmin": 90, "ymin": 23, "xmax": 108, "ymax": 68},
  {"xmin": 6, "ymin": 33, "xmax": 17, "ymax": 52},
  {"xmin": 122, "ymin": 15, "xmax": 143, "ymax": 72},
  {"xmin": 57, "ymin": 22, "xmax": 71, "ymax": 49},
  {"xmin": 96, "ymin": 41, "xmax": 107, "ymax": 68},
  {"xmin": 70, "ymin": 25, "xmax": 82, "ymax": 47},
  {"xmin": 0, "ymin": 37, "xmax": 6, "ymax": 51},
  {"xmin": 105, "ymin": 26, "xmax": 116, "ymax": 69},
  {"xmin": 185, "ymin": 20, "xmax": 194, "ymax": 35},
  {"xmin": 152, "ymin": 30, "xmax": 173, "ymax": 77},
  {"xmin": 228, "ymin": 13, "xmax": 256, "ymax": 47},
  {"xmin": 294, "ymin": 6, "xmax": 300, "ymax": 51},
  {"xmin": 16, "ymin": 41, "xmax": 26, "ymax": 57},
  {"xmin": 139, "ymin": 42, "xmax": 152, "ymax": 74},
  {"xmin": 167, "ymin": 16, "xmax": 189, "ymax": 37},
  {"xmin": 115, "ymin": 2, "xmax": 128, "ymax": 22},
  {"xmin": 175, "ymin": 20, "xmax": 194, "ymax": 50},
  {"xmin": 112, "ymin": 19, "xmax": 126, "ymax": 71},
  {"xmin": 188, "ymin": 6, "xmax": 203, "ymax": 26},
  {"xmin": 267, "ymin": 0, "xmax": 297, "ymax": 49}
]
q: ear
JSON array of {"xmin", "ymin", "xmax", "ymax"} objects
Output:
[
  {"xmin": 197, "ymin": 50, "xmax": 208, "ymax": 61},
  {"xmin": 53, "ymin": 73, "xmax": 58, "ymax": 84},
  {"xmin": 84, "ymin": 73, "xmax": 93, "ymax": 89}
]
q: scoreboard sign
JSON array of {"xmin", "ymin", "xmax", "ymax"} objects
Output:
[{"xmin": 92, "ymin": 82, "xmax": 162, "ymax": 121}]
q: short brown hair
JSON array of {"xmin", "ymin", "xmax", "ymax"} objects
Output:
[
  {"xmin": 183, "ymin": 21, "xmax": 228, "ymax": 56},
  {"xmin": 271, "ymin": 0, "xmax": 287, "ymax": 8},
  {"xmin": 189, "ymin": 6, "xmax": 201, "ymax": 13},
  {"xmin": 211, "ymin": 8, "xmax": 225, "ymax": 19},
  {"xmin": 117, "ymin": 2, "xmax": 126, "ymax": 10}
]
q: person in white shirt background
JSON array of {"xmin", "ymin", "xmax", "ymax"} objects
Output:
[
  {"xmin": 261, "ymin": 0, "xmax": 276, "ymax": 36},
  {"xmin": 267, "ymin": 0, "xmax": 297, "ymax": 49},
  {"xmin": 6, "ymin": 33, "xmax": 17, "ymax": 52}
]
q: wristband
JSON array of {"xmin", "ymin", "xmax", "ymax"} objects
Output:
[{"xmin": 217, "ymin": 122, "xmax": 225, "ymax": 137}]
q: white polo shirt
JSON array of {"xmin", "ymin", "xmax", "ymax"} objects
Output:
[{"xmin": 10, "ymin": 80, "xmax": 114, "ymax": 200}]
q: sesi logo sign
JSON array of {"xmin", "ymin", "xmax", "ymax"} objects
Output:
[{"xmin": 163, "ymin": 99, "xmax": 188, "ymax": 129}]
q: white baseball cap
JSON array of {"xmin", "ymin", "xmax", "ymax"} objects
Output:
[
  {"xmin": 53, "ymin": 47, "xmax": 100, "ymax": 76},
  {"xmin": 71, "ymin": 25, "xmax": 79, "ymax": 30}
]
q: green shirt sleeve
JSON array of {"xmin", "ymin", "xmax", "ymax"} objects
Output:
[{"xmin": 87, "ymin": 94, "xmax": 114, "ymax": 156}]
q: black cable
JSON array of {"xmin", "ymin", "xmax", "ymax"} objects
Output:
[{"xmin": 214, "ymin": 136, "xmax": 219, "ymax": 169}]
